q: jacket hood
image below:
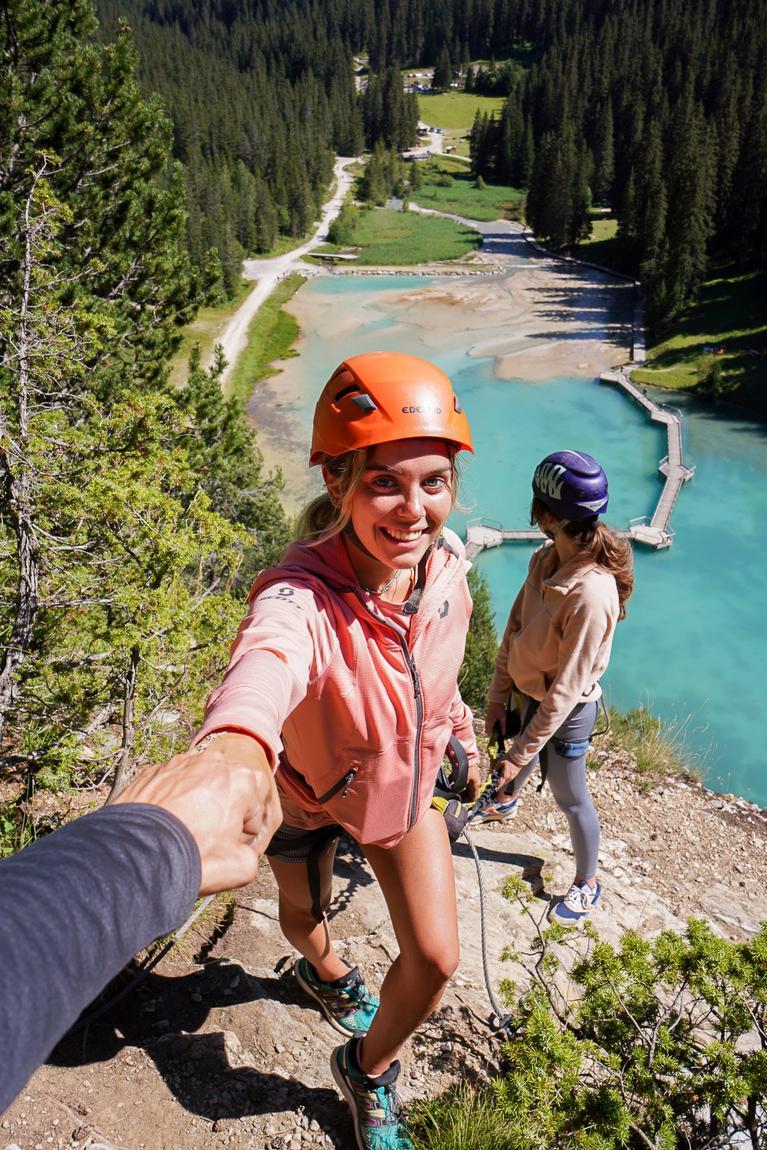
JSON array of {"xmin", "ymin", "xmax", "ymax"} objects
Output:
[
  {"xmin": 249, "ymin": 528, "xmax": 469, "ymax": 631},
  {"xmin": 251, "ymin": 532, "xmax": 361, "ymax": 597}
]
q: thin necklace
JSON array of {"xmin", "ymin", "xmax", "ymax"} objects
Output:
[{"xmin": 359, "ymin": 569, "xmax": 399, "ymax": 596}]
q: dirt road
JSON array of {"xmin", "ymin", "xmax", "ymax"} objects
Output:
[{"xmin": 217, "ymin": 156, "xmax": 358, "ymax": 386}]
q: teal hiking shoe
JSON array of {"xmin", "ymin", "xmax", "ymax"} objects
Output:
[
  {"xmin": 331, "ymin": 1038, "xmax": 414, "ymax": 1150},
  {"xmin": 294, "ymin": 957, "xmax": 378, "ymax": 1037}
]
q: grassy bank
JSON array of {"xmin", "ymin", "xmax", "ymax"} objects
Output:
[
  {"xmin": 224, "ymin": 274, "xmax": 305, "ymax": 404},
  {"xmin": 168, "ymin": 280, "xmax": 253, "ymax": 390},
  {"xmin": 591, "ymin": 704, "xmax": 705, "ymax": 782},
  {"xmin": 411, "ymin": 158, "xmax": 524, "ymax": 222},
  {"xmin": 632, "ymin": 267, "xmax": 767, "ymax": 412},
  {"xmin": 316, "ymin": 206, "xmax": 482, "ymax": 265}
]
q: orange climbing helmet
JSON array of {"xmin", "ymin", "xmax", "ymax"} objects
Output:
[{"xmin": 309, "ymin": 352, "xmax": 474, "ymax": 464}]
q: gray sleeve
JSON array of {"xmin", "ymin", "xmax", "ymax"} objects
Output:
[{"xmin": 0, "ymin": 803, "xmax": 201, "ymax": 1112}]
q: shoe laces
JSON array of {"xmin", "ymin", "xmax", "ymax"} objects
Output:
[
  {"xmin": 322, "ymin": 972, "xmax": 370, "ymax": 1017},
  {"xmin": 350, "ymin": 1062, "xmax": 411, "ymax": 1143},
  {"xmin": 469, "ymin": 770, "xmax": 501, "ymax": 816},
  {"xmin": 564, "ymin": 882, "xmax": 594, "ymax": 911}
]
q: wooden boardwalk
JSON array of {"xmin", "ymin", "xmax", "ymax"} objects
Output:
[{"xmin": 465, "ymin": 370, "xmax": 694, "ymax": 559}]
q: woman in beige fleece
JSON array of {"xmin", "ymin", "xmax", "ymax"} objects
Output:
[{"xmin": 481, "ymin": 450, "xmax": 634, "ymax": 924}]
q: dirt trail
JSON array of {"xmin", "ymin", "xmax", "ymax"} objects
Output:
[{"xmin": 215, "ymin": 157, "xmax": 357, "ymax": 387}]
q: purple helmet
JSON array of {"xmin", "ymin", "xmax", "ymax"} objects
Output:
[{"xmin": 532, "ymin": 450, "xmax": 609, "ymax": 520}]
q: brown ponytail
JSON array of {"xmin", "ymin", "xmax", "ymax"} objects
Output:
[{"xmin": 531, "ymin": 498, "xmax": 634, "ymax": 619}]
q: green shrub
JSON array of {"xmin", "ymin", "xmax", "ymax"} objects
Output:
[
  {"xmin": 412, "ymin": 883, "xmax": 767, "ymax": 1149},
  {"xmin": 459, "ymin": 566, "xmax": 498, "ymax": 711},
  {"xmin": 328, "ymin": 203, "xmax": 360, "ymax": 246},
  {"xmin": 0, "ymin": 801, "xmax": 34, "ymax": 859}
]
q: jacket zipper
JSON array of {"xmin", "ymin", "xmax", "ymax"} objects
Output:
[
  {"xmin": 354, "ymin": 591, "xmax": 426, "ymax": 830},
  {"xmin": 401, "ymin": 641, "xmax": 424, "ymax": 830},
  {"xmin": 316, "ymin": 767, "xmax": 358, "ymax": 805}
]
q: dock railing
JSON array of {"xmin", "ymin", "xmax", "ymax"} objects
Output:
[{"xmin": 464, "ymin": 369, "xmax": 694, "ymax": 559}]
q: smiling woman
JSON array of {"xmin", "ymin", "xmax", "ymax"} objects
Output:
[
  {"xmin": 334, "ymin": 439, "xmax": 455, "ymax": 599},
  {"xmin": 185, "ymin": 352, "xmax": 479, "ymax": 1150}
]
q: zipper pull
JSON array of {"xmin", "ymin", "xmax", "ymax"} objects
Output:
[{"xmin": 411, "ymin": 660, "xmax": 421, "ymax": 698}]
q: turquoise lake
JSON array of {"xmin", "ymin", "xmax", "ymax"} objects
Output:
[{"xmin": 266, "ymin": 274, "xmax": 767, "ymax": 807}]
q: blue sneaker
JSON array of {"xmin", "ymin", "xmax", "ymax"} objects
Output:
[
  {"xmin": 294, "ymin": 958, "xmax": 378, "ymax": 1037},
  {"xmin": 549, "ymin": 880, "xmax": 602, "ymax": 925},
  {"xmin": 467, "ymin": 770, "xmax": 519, "ymax": 825},
  {"xmin": 331, "ymin": 1038, "xmax": 414, "ymax": 1150},
  {"xmin": 469, "ymin": 795, "xmax": 519, "ymax": 824}
]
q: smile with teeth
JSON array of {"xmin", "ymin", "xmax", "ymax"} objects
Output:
[{"xmin": 381, "ymin": 527, "xmax": 426, "ymax": 542}]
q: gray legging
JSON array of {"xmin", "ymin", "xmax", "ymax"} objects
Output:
[{"xmin": 509, "ymin": 695, "xmax": 601, "ymax": 881}]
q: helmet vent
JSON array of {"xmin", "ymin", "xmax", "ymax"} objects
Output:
[
  {"xmin": 351, "ymin": 394, "xmax": 377, "ymax": 412},
  {"xmin": 453, "ymin": 396, "xmax": 463, "ymax": 414},
  {"xmin": 333, "ymin": 382, "xmax": 378, "ymax": 413}
]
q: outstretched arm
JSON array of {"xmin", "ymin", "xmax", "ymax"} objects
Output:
[
  {"xmin": 114, "ymin": 732, "xmax": 281, "ymax": 894},
  {"xmin": 0, "ymin": 747, "xmax": 281, "ymax": 1113}
]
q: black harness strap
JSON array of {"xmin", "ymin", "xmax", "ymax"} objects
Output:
[
  {"xmin": 495, "ymin": 696, "xmax": 546, "ymax": 791},
  {"xmin": 265, "ymin": 825, "xmax": 341, "ymax": 923},
  {"xmin": 433, "ymin": 734, "xmax": 470, "ymax": 799}
]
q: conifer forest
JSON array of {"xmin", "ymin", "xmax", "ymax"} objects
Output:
[{"xmin": 94, "ymin": 0, "xmax": 767, "ymax": 324}]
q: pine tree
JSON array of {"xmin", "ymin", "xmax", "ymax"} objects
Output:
[
  {"xmin": 459, "ymin": 568, "xmax": 498, "ymax": 712},
  {"xmin": 432, "ymin": 45, "xmax": 453, "ymax": 90},
  {"xmin": 592, "ymin": 102, "xmax": 615, "ymax": 205},
  {"xmin": 0, "ymin": 0, "xmax": 288, "ymax": 786}
]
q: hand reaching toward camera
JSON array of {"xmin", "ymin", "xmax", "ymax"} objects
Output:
[{"xmin": 114, "ymin": 733, "xmax": 281, "ymax": 895}]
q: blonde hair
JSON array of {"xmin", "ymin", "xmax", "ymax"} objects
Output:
[
  {"xmin": 296, "ymin": 446, "xmax": 463, "ymax": 545},
  {"xmin": 531, "ymin": 498, "xmax": 634, "ymax": 619}
]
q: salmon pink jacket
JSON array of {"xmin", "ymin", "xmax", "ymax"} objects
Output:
[{"xmin": 195, "ymin": 528, "xmax": 478, "ymax": 848}]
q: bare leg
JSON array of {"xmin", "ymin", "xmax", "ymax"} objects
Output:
[
  {"xmin": 268, "ymin": 843, "xmax": 349, "ymax": 982},
  {"xmin": 358, "ymin": 808, "xmax": 459, "ymax": 1077}
]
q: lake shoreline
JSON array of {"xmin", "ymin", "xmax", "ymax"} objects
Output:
[{"xmin": 250, "ymin": 236, "xmax": 635, "ymax": 510}]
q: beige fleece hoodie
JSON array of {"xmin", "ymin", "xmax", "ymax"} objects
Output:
[{"xmin": 488, "ymin": 542, "xmax": 620, "ymax": 768}]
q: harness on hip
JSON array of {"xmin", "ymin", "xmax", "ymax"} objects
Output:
[
  {"xmin": 431, "ymin": 734, "xmax": 471, "ymax": 842},
  {"xmin": 265, "ymin": 824, "xmax": 342, "ymax": 923}
]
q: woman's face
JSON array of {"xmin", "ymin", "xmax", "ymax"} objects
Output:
[{"xmin": 344, "ymin": 438, "xmax": 454, "ymax": 576}]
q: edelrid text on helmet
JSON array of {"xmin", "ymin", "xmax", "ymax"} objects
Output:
[
  {"xmin": 532, "ymin": 450, "xmax": 609, "ymax": 520},
  {"xmin": 310, "ymin": 352, "xmax": 473, "ymax": 464}
]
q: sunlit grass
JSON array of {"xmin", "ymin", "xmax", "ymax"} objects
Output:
[
  {"xmin": 411, "ymin": 160, "xmax": 523, "ymax": 222},
  {"xmin": 224, "ymin": 274, "xmax": 305, "ymax": 404},
  {"xmin": 409, "ymin": 1089, "xmax": 512, "ymax": 1150},
  {"xmin": 574, "ymin": 212, "xmax": 621, "ymax": 270},
  {"xmin": 319, "ymin": 206, "xmax": 482, "ymax": 265},
  {"xmin": 417, "ymin": 92, "xmax": 507, "ymax": 131},
  {"xmin": 592, "ymin": 703, "xmax": 708, "ymax": 781}
]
